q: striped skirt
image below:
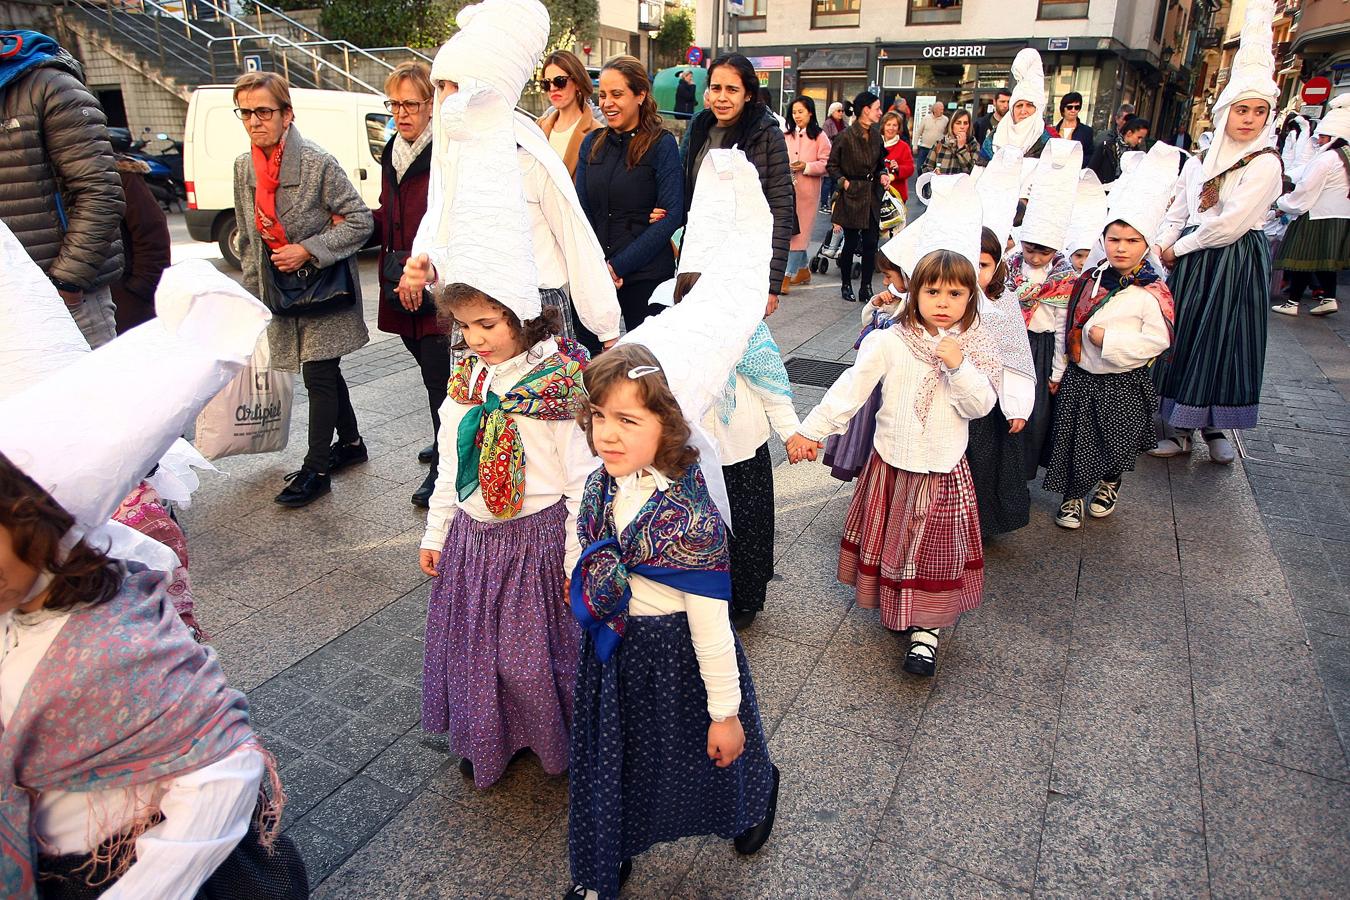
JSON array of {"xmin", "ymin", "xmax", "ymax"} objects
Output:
[
  {"xmin": 1156, "ymin": 228, "xmax": 1270, "ymax": 431},
  {"xmin": 839, "ymin": 451, "xmax": 985, "ymax": 631},
  {"xmin": 1274, "ymin": 215, "xmax": 1350, "ymax": 272}
]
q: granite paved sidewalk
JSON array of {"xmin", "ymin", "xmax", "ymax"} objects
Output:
[{"xmin": 169, "ymin": 217, "xmax": 1350, "ymax": 897}]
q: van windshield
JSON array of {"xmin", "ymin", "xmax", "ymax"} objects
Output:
[{"xmin": 366, "ymin": 114, "xmax": 393, "ymax": 163}]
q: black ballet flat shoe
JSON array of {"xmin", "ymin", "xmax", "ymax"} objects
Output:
[
  {"xmin": 418, "ymin": 443, "xmax": 436, "ymax": 464},
  {"xmin": 840, "ymin": 282, "xmax": 857, "ymax": 303},
  {"xmin": 274, "ymin": 469, "xmax": 331, "ymax": 508},
  {"xmin": 733, "ymin": 765, "xmax": 781, "ymax": 855},
  {"xmin": 902, "ymin": 628, "xmax": 938, "ymax": 677},
  {"xmin": 411, "ymin": 466, "xmax": 438, "ymax": 508},
  {"xmin": 458, "ymin": 756, "xmax": 474, "ymax": 779},
  {"xmin": 562, "ymin": 861, "xmax": 628, "ymax": 900},
  {"xmin": 619, "ymin": 859, "xmax": 633, "ymax": 888},
  {"xmin": 328, "ymin": 438, "xmax": 369, "ymax": 473},
  {"xmin": 730, "ymin": 608, "xmax": 757, "ymax": 631}
]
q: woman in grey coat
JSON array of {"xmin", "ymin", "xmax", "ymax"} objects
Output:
[{"xmin": 231, "ymin": 71, "xmax": 374, "ymax": 507}]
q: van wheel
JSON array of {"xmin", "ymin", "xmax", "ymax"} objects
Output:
[{"xmin": 216, "ymin": 218, "xmax": 243, "ymax": 271}]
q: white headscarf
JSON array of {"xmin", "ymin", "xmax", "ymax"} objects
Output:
[
  {"xmin": 992, "ymin": 48, "xmax": 1047, "ymax": 154},
  {"xmin": 1204, "ymin": 0, "xmax": 1279, "ymax": 180},
  {"xmin": 1316, "ymin": 94, "xmax": 1350, "ymax": 144}
]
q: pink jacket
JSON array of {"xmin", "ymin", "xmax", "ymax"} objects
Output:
[{"xmin": 785, "ymin": 128, "xmax": 833, "ymax": 252}]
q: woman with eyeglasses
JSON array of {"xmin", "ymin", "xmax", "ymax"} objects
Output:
[
  {"xmin": 1051, "ymin": 92, "xmax": 1094, "ymax": 164},
  {"xmin": 373, "ymin": 62, "xmax": 443, "ymax": 508},
  {"xmin": 230, "ymin": 71, "xmax": 374, "ymax": 509},
  {"xmin": 536, "ymin": 50, "xmax": 602, "ymax": 178}
]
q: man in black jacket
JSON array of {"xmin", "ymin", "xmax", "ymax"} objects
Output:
[
  {"xmin": 0, "ymin": 30, "xmax": 124, "ymax": 348},
  {"xmin": 974, "ymin": 88, "xmax": 1010, "ymax": 146}
]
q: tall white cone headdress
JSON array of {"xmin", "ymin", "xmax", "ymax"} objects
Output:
[
  {"xmin": 1063, "ymin": 169, "xmax": 1108, "ymax": 257},
  {"xmin": 992, "ymin": 48, "xmax": 1047, "ymax": 154},
  {"xmin": 970, "ymin": 145, "xmax": 1026, "ymax": 250},
  {"xmin": 1316, "ymin": 94, "xmax": 1350, "ymax": 143},
  {"xmin": 1019, "ymin": 137, "xmax": 1084, "ymax": 250},
  {"xmin": 1106, "ymin": 141, "xmax": 1183, "ymax": 246},
  {"xmin": 616, "ymin": 149, "xmax": 772, "ymax": 528},
  {"xmin": 1204, "ymin": 0, "xmax": 1278, "ymax": 180},
  {"xmin": 0, "ymin": 239, "xmax": 269, "ymax": 569}
]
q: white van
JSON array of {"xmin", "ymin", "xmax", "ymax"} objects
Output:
[{"xmin": 184, "ymin": 85, "xmax": 391, "ymax": 269}]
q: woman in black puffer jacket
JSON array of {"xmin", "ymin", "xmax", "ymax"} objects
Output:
[{"xmin": 681, "ymin": 53, "xmax": 795, "ymax": 315}]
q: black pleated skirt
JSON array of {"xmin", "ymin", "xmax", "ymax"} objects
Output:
[
  {"xmin": 1043, "ymin": 364, "xmax": 1157, "ymax": 499},
  {"xmin": 724, "ymin": 443, "xmax": 776, "ymax": 613},
  {"xmin": 966, "ymin": 402, "xmax": 1030, "ymax": 538},
  {"xmin": 1023, "ymin": 329, "xmax": 1056, "ymax": 481}
]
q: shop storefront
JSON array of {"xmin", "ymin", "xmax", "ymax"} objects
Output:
[{"xmin": 795, "ymin": 46, "xmax": 871, "ymax": 117}]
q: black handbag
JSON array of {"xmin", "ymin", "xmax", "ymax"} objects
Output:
[
  {"xmin": 261, "ymin": 255, "xmax": 356, "ymax": 317},
  {"xmin": 380, "ymin": 250, "xmax": 436, "ymax": 316}
]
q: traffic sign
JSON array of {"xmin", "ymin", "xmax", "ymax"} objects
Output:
[
  {"xmin": 686, "ymin": 45, "xmax": 703, "ymax": 66},
  {"xmin": 244, "ymin": 55, "xmax": 262, "ymax": 73},
  {"xmin": 1301, "ymin": 76, "xmax": 1332, "ymax": 105}
]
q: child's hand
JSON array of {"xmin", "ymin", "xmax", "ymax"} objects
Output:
[
  {"xmin": 786, "ymin": 434, "xmax": 823, "ymax": 463},
  {"xmin": 870, "ymin": 291, "xmax": 890, "ymax": 307},
  {"xmin": 1008, "ymin": 418, "xmax": 1026, "ymax": 434},
  {"xmin": 419, "ymin": 549, "xmax": 440, "ymax": 577},
  {"xmin": 935, "ymin": 336, "xmax": 964, "ymax": 369},
  {"xmin": 1048, "ymin": 380, "xmax": 1061, "ymax": 395},
  {"xmin": 648, "ymin": 207, "xmax": 667, "ymax": 224},
  {"xmin": 708, "ymin": 716, "xmax": 745, "ymax": 767},
  {"xmin": 1088, "ymin": 325, "xmax": 1105, "ymax": 347}
]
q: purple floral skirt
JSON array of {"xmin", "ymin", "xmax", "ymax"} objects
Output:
[
  {"xmin": 422, "ymin": 500, "xmax": 580, "ymax": 788},
  {"xmin": 822, "ymin": 385, "xmax": 883, "ymax": 483}
]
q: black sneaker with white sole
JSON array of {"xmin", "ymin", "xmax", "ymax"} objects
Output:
[
  {"xmin": 1055, "ymin": 498, "xmax": 1085, "ymax": 529},
  {"xmin": 1088, "ymin": 479, "xmax": 1120, "ymax": 518}
]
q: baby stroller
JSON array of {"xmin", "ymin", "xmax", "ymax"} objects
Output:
[{"xmin": 809, "ymin": 185, "xmax": 905, "ymax": 274}]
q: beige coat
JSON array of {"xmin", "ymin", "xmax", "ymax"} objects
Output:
[{"xmin": 537, "ymin": 104, "xmax": 603, "ymax": 178}]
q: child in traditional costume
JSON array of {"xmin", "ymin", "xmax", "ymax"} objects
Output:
[
  {"xmin": 1064, "ymin": 169, "xmax": 1108, "ymax": 274},
  {"xmin": 1046, "ymin": 142, "xmax": 1178, "ymax": 528},
  {"xmin": 789, "ymin": 175, "xmax": 1001, "ymax": 676},
  {"xmin": 0, "ymin": 262, "xmax": 306, "ymax": 900},
  {"xmin": 417, "ymin": 77, "xmax": 594, "ymax": 789},
  {"xmin": 566, "ymin": 150, "xmax": 780, "ymax": 900}
]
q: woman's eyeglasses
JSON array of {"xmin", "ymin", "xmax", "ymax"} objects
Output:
[
  {"xmin": 539, "ymin": 75, "xmax": 571, "ymax": 91},
  {"xmin": 384, "ymin": 99, "xmax": 428, "ymax": 114},
  {"xmin": 234, "ymin": 106, "xmax": 286, "ymax": 121},
  {"xmin": 1063, "ymin": 103, "xmax": 1081, "ymax": 111}
]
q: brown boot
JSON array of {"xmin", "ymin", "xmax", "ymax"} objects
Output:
[
  {"xmin": 779, "ymin": 276, "xmax": 792, "ymax": 295},
  {"xmin": 791, "ymin": 268, "xmax": 812, "ymax": 285}
]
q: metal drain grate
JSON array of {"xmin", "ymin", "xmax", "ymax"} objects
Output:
[{"xmin": 784, "ymin": 356, "xmax": 851, "ymax": 389}]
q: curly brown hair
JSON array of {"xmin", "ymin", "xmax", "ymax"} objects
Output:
[
  {"xmin": 0, "ymin": 453, "xmax": 122, "ymax": 613},
  {"xmin": 576, "ymin": 344, "xmax": 698, "ymax": 480},
  {"xmin": 980, "ymin": 226, "xmax": 1009, "ymax": 300},
  {"xmin": 436, "ymin": 283, "xmax": 562, "ymax": 355}
]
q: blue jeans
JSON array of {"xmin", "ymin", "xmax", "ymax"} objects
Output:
[
  {"xmin": 786, "ymin": 249, "xmax": 809, "ymax": 276},
  {"xmin": 914, "ymin": 146, "xmax": 931, "ymax": 172},
  {"xmin": 820, "ymin": 176, "xmax": 835, "ymax": 209}
]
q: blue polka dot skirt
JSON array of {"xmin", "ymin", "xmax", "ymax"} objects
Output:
[{"xmin": 568, "ymin": 612, "xmax": 775, "ymax": 899}]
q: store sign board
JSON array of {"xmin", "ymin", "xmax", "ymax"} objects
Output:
[
  {"xmin": 1047, "ymin": 37, "xmax": 1069, "ymax": 51},
  {"xmin": 749, "ymin": 56, "xmax": 787, "ymax": 70},
  {"xmin": 922, "ymin": 45, "xmax": 987, "ymax": 59},
  {"xmin": 1300, "ymin": 104, "xmax": 1323, "ymax": 119}
]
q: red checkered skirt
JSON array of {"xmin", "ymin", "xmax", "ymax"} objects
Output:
[{"xmin": 838, "ymin": 451, "xmax": 985, "ymax": 631}]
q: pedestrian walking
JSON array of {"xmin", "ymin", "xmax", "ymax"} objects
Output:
[
  {"xmin": 681, "ymin": 53, "xmax": 794, "ymax": 312},
  {"xmin": 1271, "ymin": 95, "xmax": 1348, "ymax": 317},
  {"xmin": 537, "ymin": 50, "xmax": 603, "ymax": 177},
  {"xmin": 821, "ymin": 101, "xmax": 848, "ymax": 209},
  {"xmin": 107, "ymin": 133, "xmax": 170, "ymax": 334},
  {"xmin": 923, "ymin": 108, "xmax": 981, "ymax": 175},
  {"xmin": 982, "ymin": 48, "xmax": 1054, "ymax": 163},
  {"xmin": 827, "ymin": 91, "xmax": 889, "ymax": 302},
  {"xmin": 912, "ymin": 101, "xmax": 949, "ymax": 172},
  {"xmin": 231, "ymin": 71, "xmax": 373, "ymax": 509},
  {"xmin": 674, "ymin": 68, "xmax": 696, "ymax": 119},
  {"xmin": 881, "ymin": 111, "xmax": 916, "ymax": 202},
  {"xmin": 1051, "ymin": 91, "xmax": 1095, "ymax": 163},
  {"xmin": 1089, "ymin": 116, "xmax": 1149, "ymax": 184},
  {"xmin": 974, "ymin": 88, "xmax": 1010, "ymax": 147},
  {"xmin": 373, "ymin": 62, "xmax": 443, "ymax": 508},
  {"xmin": 783, "ymin": 97, "xmax": 832, "ymax": 289},
  {"xmin": 1096, "ymin": 103, "xmax": 1137, "ymax": 156},
  {"xmin": 417, "ymin": 60, "xmax": 592, "ymax": 791},
  {"xmin": 788, "ymin": 176, "xmax": 1000, "ymax": 677},
  {"xmin": 0, "ymin": 30, "xmax": 124, "ymax": 348},
  {"xmin": 1046, "ymin": 142, "xmax": 1177, "ymax": 529},
  {"xmin": 1152, "ymin": 0, "xmax": 1283, "ymax": 464},
  {"xmin": 577, "ymin": 56, "xmax": 683, "ymax": 331}
]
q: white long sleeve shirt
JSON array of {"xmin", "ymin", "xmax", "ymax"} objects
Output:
[
  {"xmin": 1277, "ymin": 149, "xmax": 1350, "ymax": 222},
  {"xmin": 613, "ymin": 470, "xmax": 741, "ymax": 721},
  {"xmin": 0, "ymin": 612, "xmax": 262, "ymax": 900},
  {"xmin": 1072, "ymin": 283, "xmax": 1172, "ymax": 375},
  {"xmin": 1157, "ymin": 152, "xmax": 1283, "ymax": 256},
  {"xmin": 798, "ymin": 326, "xmax": 997, "ymax": 474},
  {"xmin": 705, "ymin": 373, "xmax": 800, "ymax": 468},
  {"xmin": 421, "ymin": 339, "xmax": 600, "ymax": 571}
]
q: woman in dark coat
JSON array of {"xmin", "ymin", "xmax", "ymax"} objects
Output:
[
  {"xmin": 680, "ymin": 53, "xmax": 795, "ymax": 314},
  {"xmin": 826, "ymin": 90, "xmax": 888, "ymax": 302},
  {"xmin": 374, "ymin": 62, "xmax": 442, "ymax": 508},
  {"xmin": 109, "ymin": 153, "xmax": 170, "ymax": 333},
  {"xmin": 576, "ymin": 55, "xmax": 684, "ymax": 330}
]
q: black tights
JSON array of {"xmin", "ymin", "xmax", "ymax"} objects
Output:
[
  {"xmin": 839, "ymin": 226, "xmax": 879, "ymax": 287},
  {"xmin": 1285, "ymin": 270, "xmax": 1338, "ymax": 302},
  {"xmin": 401, "ymin": 334, "xmax": 451, "ymax": 465},
  {"xmin": 301, "ymin": 358, "xmax": 360, "ymax": 474}
]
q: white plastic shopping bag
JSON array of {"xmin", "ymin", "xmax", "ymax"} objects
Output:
[{"xmin": 193, "ymin": 335, "xmax": 293, "ymax": 459}]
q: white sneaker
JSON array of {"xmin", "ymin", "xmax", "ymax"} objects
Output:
[
  {"xmin": 1147, "ymin": 434, "xmax": 1193, "ymax": 458},
  {"xmin": 1204, "ymin": 432, "xmax": 1236, "ymax": 465},
  {"xmin": 1311, "ymin": 298, "xmax": 1339, "ymax": 316},
  {"xmin": 1088, "ymin": 479, "xmax": 1120, "ymax": 518},
  {"xmin": 1056, "ymin": 499, "xmax": 1085, "ymax": 530},
  {"xmin": 1271, "ymin": 300, "xmax": 1299, "ymax": 316}
]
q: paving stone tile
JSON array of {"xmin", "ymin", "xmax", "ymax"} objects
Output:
[
  {"xmin": 489, "ymin": 816, "xmax": 573, "ymax": 899},
  {"xmin": 675, "ymin": 840, "xmax": 857, "ymax": 899},
  {"xmin": 853, "ymin": 840, "xmax": 1030, "ymax": 898},
  {"xmin": 364, "ymin": 732, "xmax": 454, "ymax": 794},
  {"xmin": 247, "ymin": 677, "xmax": 317, "ymax": 730},
  {"xmin": 303, "ymin": 774, "xmax": 411, "ymax": 846},
  {"xmin": 367, "ymin": 634, "xmax": 427, "ymax": 684},
  {"xmin": 278, "ymin": 755, "xmax": 349, "ymax": 825},
  {"xmin": 191, "ymin": 586, "xmax": 256, "ymax": 633},
  {"xmin": 285, "ymin": 821, "xmax": 352, "ymax": 886},
  {"xmin": 341, "ymin": 526, "xmax": 432, "ymax": 595},
  {"xmin": 256, "ymin": 730, "xmax": 305, "ymax": 771},
  {"xmin": 737, "ymin": 629, "xmax": 823, "ymax": 728},
  {"xmin": 426, "ymin": 750, "xmax": 568, "ymax": 840},
  {"xmin": 326, "ymin": 622, "xmax": 408, "ymax": 661},
  {"xmin": 363, "ymin": 684, "xmax": 423, "ymax": 730},
  {"xmin": 286, "ymin": 648, "xmax": 364, "ymax": 692},
  {"xmin": 270, "ymin": 698, "xmax": 351, "ymax": 749},
  {"xmin": 188, "ymin": 525, "xmax": 325, "ymax": 609},
  {"xmin": 312, "ymin": 714, "xmax": 405, "ymax": 772},
  {"xmin": 324, "ymin": 666, "xmax": 403, "ymax": 711},
  {"xmin": 760, "ymin": 552, "xmax": 856, "ymax": 648},
  {"xmin": 1202, "ymin": 748, "xmax": 1350, "ymax": 898},
  {"xmin": 938, "ymin": 598, "xmax": 1073, "ymax": 710},
  {"xmin": 368, "ymin": 582, "xmax": 431, "ymax": 640}
]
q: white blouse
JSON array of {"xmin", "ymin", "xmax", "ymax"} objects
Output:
[
  {"xmin": 704, "ymin": 372, "xmax": 800, "ymax": 468},
  {"xmin": 798, "ymin": 325, "xmax": 997, "ymax": 474},
  {"xmin": 421, "ymin": 339, "xmax": 601, "ymax": 572},
  {"xmin": 1277, "ymin": 149, "xmax": 1350, "ymax": 222},
  {"xmin": 613, "ymin": 470, "xmax": 741, "ymax": 721},
  {"xmin": 0, "ymin": 611, "xmax": 262, "ymax": 900},
  {"xmin": 1072, "ymin": 282, "xmax": 1173, "ymax": 376},
  {"xmin": 1158, "ymin": 152, "xmax": 1283, "ymax": 257}
]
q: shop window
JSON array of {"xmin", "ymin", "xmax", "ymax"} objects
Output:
[
  {"xmin": 908, "ymin": 0, "xmax": 961, "ymax": 26},
  {"xmin": 736, "ymin": 0, "xmax": 767, "ymax": 33},
  {"xmin": 1038, "ymin": 0, "xmax": 1088, "ymax": 19},
  {"xmin": 882, "ymin": 64, "xmax": 917, "ymax": 90},
  {"xmin": 812, "ymin": 0, "xmax": 860, "ymax": 29}
]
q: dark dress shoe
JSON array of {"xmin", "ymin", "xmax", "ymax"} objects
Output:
[
  {"xmin": 841, "ymin": 282, "xmax": 857, "ymax": 302},
  {"xmin": 328, "ymin": 438, "xmax": 368, "ymax": 473},
  {"xmin": 730, "ymin": 608, "xmax": 757, "ymax": 631},
  {"xmin": 274, "ymin": 469, "xmax": 331, "ymax": 508},
  {"xmin": 619, "ymin": 859, "xmax": 632, "ymax": 887},
  {"xmin": 860, "ymin": 282, "xmax": 874, "ymax": 303},
  {"xmin": 411, "ymin": 466, "xmax": 438, "ymax": 508},
  {"xmin": 418, "ymin": 443, "xmax": 436, "ymax": 464},
  {"xmin": 458, "ymin": 757, "xmax": 473, "ymax": 779},
  {"xmin": 734, "ymin": 764, "xmax": 780, "ymax": 855}
]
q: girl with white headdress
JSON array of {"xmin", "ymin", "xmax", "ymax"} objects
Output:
[
  {"xmin": 1044, "ymin": 143, "xmax": 1178, "ymax": 529},
  {"xmin": 788, "ymin": 175, "xmax": 1002, "ymax": 677},
  {"xmin": 1271, "ymin": 94, "xmax": 1349, "ymax": 317},
  {"xmin": 567, "ymin": 150, "xmax": 779, "ymax": 900},
  {"xmin": 1152, "ymin": 0, "xmax": 1284, "ymax": 465},
  {"xmin": 415, "ymin": 77, "xmax": 596, "ymax": 789},
  {"xmin": 980, "ymin": 48, "xmax": 1055, "ymax": 164}
]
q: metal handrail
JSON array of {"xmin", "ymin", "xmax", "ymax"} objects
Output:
[
  {"xmin": 67, "ymin": 0, "xmax": 218, "ymax": 81},
  {"xmin": 238, "ymin": 0, "xmax": 432, "ymax": 71},
  {"xmin": 362, "ymin": 46, "xmax": 435, "ymax": 64},
  {"xmin": 203, "ymin": 34, "xmax": 380, "ymax": 93}
]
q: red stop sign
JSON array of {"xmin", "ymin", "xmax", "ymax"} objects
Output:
[{"xmin": 1301, "ymin": 76, "xmax": 1332, "ymax": 105}]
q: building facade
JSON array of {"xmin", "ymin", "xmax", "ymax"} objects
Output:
[{"xmin": 1291, "ymin": 0, "xmax": 1350, "ymax": 105}]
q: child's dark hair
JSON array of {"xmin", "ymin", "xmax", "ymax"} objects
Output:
[
  {"xmin": 980, "ymin": 226, "xmax": 1008, "ymax": 299},
  {"xmin": 436, "ymin": 283, "xmax": 562, "ymax": 353},
  {"xmin": 576, "ymin": 344, "xmax": 699, "ymax": 480},
  {"xmin": 899, "ymin": 250, "xmax": 981, "ymax": 333},
  {"xmin": 875, "ymin": 249, "xmax": 904, "ymax": 279},
  {"xmin": 0, "ymin": 452, "xmax": 122, "ymax": 613},
  {"xmin": 672, "ymin": 271, "xmax": 701, "ymax": 304}
]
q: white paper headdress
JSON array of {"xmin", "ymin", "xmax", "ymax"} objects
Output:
[
  {"xmin": 430, "ymin": 0, "xmax": 549, "ymax": 106},
  {"xmin": 1019, "ymin": 138, "xmax": 1084, "ymax": 250},
  {"xmin": 969, "ymin": 145, "xmax": 1026, "ymax": 249},
  {"xmin": 1063, "ymin": 169, "xmax": 1108, "ymax": 256},
  {"xmin": 1316, "ymin": 94, "xmax": 1350, "ymax": 144},
  {"xmin": 911, "ymin": 174, "xmax": 984, "ymax": 272},
  {"xmin": 992, "ymin": 48, "xmax": 1047, "ymax": 154},
  {"xmin": 617, "ymin": 150, "xmax": 772, "ymax": 528},
  {"xmin": 1205, "ymin": 0, "xmax": 1278, "ymax": 180},
  {"xmin": 1105, "ymin": 141, "xmax": 1183, "ymax": 246}
]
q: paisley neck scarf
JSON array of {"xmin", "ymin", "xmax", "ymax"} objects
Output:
[
  {"xmin": 250, "ymin": 136, "xmax": 288, "ymax": 252},
  {"xmin": 1197, "ymin": 147, "xmax": 1282, "ymax": 212},
  {"xmin": 449, "ymin": 338, "xmax": 589, "ymax": 519},
  {"xmin": 1006, "ymin": 250, "xmax": 1078, "ymax": 324},
  {"xmin": 1065, "ymin": 261, "xmax": 1174, "ymax": 366},
  {"xmin": 894, "ymin": 322, "xmax": 1002, "ymax": 426},
  {"xmin": 571, "ymin": 464, "xmax": 731, "ymax": 663}
]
